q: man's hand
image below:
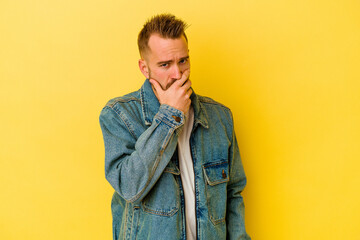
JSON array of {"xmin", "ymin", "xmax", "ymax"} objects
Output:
[{"xmin": 149, "ymin": 70, "xmax": 192, "ymax": 114}]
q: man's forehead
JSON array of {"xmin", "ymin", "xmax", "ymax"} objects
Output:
[{"xmin": 147, "ymin": 34, "xmax": 189, "ymax": 58}]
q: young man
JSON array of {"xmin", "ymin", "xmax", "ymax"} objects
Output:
[{"xmin": 99, "ymin": 14, "xmax": 250, "ymax": 240}]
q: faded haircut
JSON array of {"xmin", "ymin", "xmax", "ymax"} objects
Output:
[{"xmin": 138, "ymin": 13, "xmax": 188, "ymax": 58}]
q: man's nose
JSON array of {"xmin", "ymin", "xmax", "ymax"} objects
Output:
[{"xmin": 171, "ymin": 65, "xmax": 182, "ymax": 80}]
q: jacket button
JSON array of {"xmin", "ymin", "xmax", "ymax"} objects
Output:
[
  {"xmin": 172, "ymin": 116, "xmax": 181, "ymax": 122},
  {"xmin": 222, "ymin": 169, "xmax": 227, "ymax": 178}
]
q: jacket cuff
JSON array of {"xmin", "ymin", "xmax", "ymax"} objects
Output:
[{"xmin": 154, "ymin": 104, "xmax": 185, "ymax": 129}]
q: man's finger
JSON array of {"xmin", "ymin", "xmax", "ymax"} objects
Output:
[
  {"xmin": 186, "ymin": 88, "xmax": 193, "ymax": 97},
  {"xmin": 176, "ymin": 69, "xmax": 190, "ymax": 87},
  {"xmin": 184, "ymin": 88, "xmax": 193, "ymax": 99},
  {"xmin": 182, "ymin": 79, "xmax": 192, "ymax": 90}
]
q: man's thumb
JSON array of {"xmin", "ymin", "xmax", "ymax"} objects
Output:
[{"xmin": 149, "ymin": 79, "xmax": 162, "ymax": 93}]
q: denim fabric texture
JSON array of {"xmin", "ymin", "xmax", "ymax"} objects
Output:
[{"xmin": 99, "ymin": 79, "xmax": 251, "ymax": 240}]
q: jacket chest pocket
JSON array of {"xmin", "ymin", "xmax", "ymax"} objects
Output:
[
  {"xmin": 203, "ymin": 160, "xmax": 229, "ymax": 225},
  {"xmin": 141, "ymin": 162, "xmax": 180, "ymax": 217}
]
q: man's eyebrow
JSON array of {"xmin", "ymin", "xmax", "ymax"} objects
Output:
[
  {"xmin": 157, "ymin": 60, "xmax": 172, "ymax": 65},
  {"xmin": 157, "ymin": 56, "xmax": 189, "ymax": 65},
  {"xmin": 180, "ymin": 56, "xmax": 189, "ymax": 61}
]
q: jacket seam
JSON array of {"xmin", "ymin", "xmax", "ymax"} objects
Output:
[
  {"xmin": 228, "ymin": 110, "xmax": 236, "ymax": 184},
  {"xmin": 105, "ymin": 106, "xmax": 137, "ymax": 139},
  {"xmin": 106, "ymin": 97, "xmax": 140, "ymax": 108},
  {"xmin": 198, "ymin": 97, "xmax": 230, "ymax": 111},
  {"xmin": 163, "ymin": 169, "xmax": 180, "ymax": 175},
  {"xmin": 123, "ymin": 202, "xmax": 128, "ymax": 240},
  {"xmin": 142, "ymin": 203, "xmax": 179, "ymax": 217},
  {"xmin": 203, "ymin": 161, "xmax": 229, "ymax": 168}
]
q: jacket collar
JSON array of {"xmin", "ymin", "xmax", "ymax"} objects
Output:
[{"xmin": 140, "ymin": 79, "xmax": 209, "ymax": 129}]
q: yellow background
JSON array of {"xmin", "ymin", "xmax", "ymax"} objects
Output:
[{"xmin": 1, "ymin": 0, "xmax": 359, "ymax": 239}]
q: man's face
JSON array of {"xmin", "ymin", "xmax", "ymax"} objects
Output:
[{"xmin": 139, "ymin": 34, "xmax": 190, "ymax": 90}]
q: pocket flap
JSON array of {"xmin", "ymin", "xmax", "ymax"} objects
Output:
[
  {"xmin": 203, "ymin": 160, "xmax": 229, "ymax": 186},
  {"xmin": 164, "ymin": 160, "xmax": 180, "ymax": 175}
]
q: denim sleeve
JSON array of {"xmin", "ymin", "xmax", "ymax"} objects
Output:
[
  {"xmin": 99, "ymin": 104, "xmax": 184, "ymax": 203},
  {"xmin": 226, "ymin": 113, "xmax": 251, "ymax": 240}
]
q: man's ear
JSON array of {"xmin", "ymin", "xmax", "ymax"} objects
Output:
[{"xmin": 138, "ymin": 59, "xmax": 149, "ymax": 79}]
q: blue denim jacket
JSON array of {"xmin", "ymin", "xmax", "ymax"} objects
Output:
[{"xmin": 99, "ymin": 79, "xmax": 250, "ymax": 240}]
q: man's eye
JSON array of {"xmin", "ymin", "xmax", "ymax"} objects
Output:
[
  {"xmin": 179, "ymin": 59, "xmax": 187, "ymax": 64},
  {"xmin": 160, "ymin": 63, "xmax": 168, "ymax": 67}
]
